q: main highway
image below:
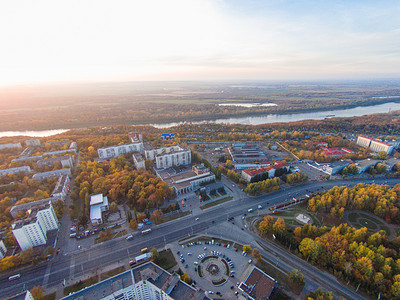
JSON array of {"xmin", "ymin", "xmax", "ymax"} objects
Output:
[{"xmin": 0, "ymin": 177, "xmax": 397, "ymax": 298}]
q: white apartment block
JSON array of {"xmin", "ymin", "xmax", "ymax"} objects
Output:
[
  {"xmin": 0, "ymin": 166, "xmax": 31, "ymax": 177},
  {"xmin": 132, "ymin": 153, "xmax": 146, "ymax": 170},
  {"xmin": 0, "ymin": 143, "xmax": 22, "ymax": 150},
  {"xmin": 0, "ymin": 240, "xmax": 7, "ymax": 259},
  {"xmin": 12, "ymin": 203, "xmax": 58, "ymax": 250},
  {"xmin": 32, "ymin": 168, "xmax": 71, "ymax": 180},
  {"xmin": 98, "ymin": 143, "xmax": 144, "ymax": 160},
  {"xmin": 357, "ymin": 135, "xmax": 396, "ymax": 154},
  {"xmin": 51, "ymin": 175, "xmax": 70, "ymax": 200},
  {"xmin": 145, "ymin": 145, "xmax": 191, "ymax": 169},
  {"xmin": 25, "ymin": 138, "xmax": 41, "ymax": 146}
]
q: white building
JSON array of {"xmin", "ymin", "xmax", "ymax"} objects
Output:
[
  {"xmin": 10, "ymin": 197, "xmax": 59, "ymax": 219},
  {"xmin": 32, "ymin": 168, "xmax": 71, "ymax": 180},
  {"xmin": 51, "ymin": 175, "xmax": 70, "ymax": 200},
  {"xmin": 37, "ymin": 155, "xmax": 75, "ymax": 169},
  {"xmin": 90, "ymin": 194, "xmax": 109, "ymax": 226},
  {"xmin": 25, "ymin": 139, "xmax": 41, "ymax": 146},
  {"xmin": 0, "ymin": 239, "xmax": 7, "ymax": 259},
  {"xmin": 357, "ymin": 135, "xmax": 396, "ymax": 154},
  {"xmin": 12, "ymin": 203, "xmax": 58, "ymax": 250},
  {"xmin": 0, "ymin": 166, "xmax": 31, "ymax": 177},
  {"xmin": 145, "ymin": 145, "xmax": 191, "ymax": 169},
  {"xmin": 98, "ymin": 143, "xmax": 144, "ymax": 160},
  {"xmin": 0, "ymin": 143, "xmax": 22, "ymax": 150},
  {"xmin": 132, "ymin": 153, "xmax": 146, "ymax": 170}
]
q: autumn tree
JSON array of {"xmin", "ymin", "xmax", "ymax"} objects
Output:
[
  {"xmin": 31, "ymin": 286, "xmax": 45, "ymax": 300},
  {"xmin": 289, "ymin": 269, "xmax": 305, "ymax": 286},
  {"xmin": 129, "ymin": 219, "xmax": 138, "ymax": 229},
  {"xmin": 273, "ymin": 218, "xmax": 286, "ymax": 234},
  {"xmin": 259, "ymin": 216, "xmax": 274, "ymax": 234},
  {"xmin": 150, "ymin": 209, "xmax": 163, "ymax": 224},
  {"xmin": 252, "ymin": 248, "xmax": 261, "ymax": 261},
  {"xmin": 243, "ymin": 244, "xmax": 252, "ymax": 254}
]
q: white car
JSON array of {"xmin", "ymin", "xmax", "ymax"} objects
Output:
[
  {"xmin": 258, "ymin": 205, "xmax": 262, "ymax": 209},
  {"xmin": 195, "ymin": 217, "xmax": 200, "ymax": 221}
]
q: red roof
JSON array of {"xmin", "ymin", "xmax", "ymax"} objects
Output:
[{"xmin": 243, "ymin": 162, "xmax": 289, "ymax": 177}]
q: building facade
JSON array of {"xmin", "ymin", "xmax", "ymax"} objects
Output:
[
  {"xmin": 98, "ymin": 143, "xmax": 144, "ymax": 160},
  {"xmin": 0, "ymin": 143, "xmax": 22, "ymax": 150},
  {"xmin": 25, "ymin": 139, "xmax": 41, "ymax": 146},
  {"xmin": 12, "ymin": 203, "xmax": 58, "ymax": 250},
  {"xmin": 145, "ymin": 145, "xmax": 191, "ymax": 169},
  {"xmin": 0, "ymin": 239, "xmax": 7, "ymax": 259},
  {"xmin": 0, "ymin": 166, "xmax": 31, "ymax": 177},
  {"xmin": 90, "ymin": 194, "xmax": 109, "ymax": 226},
  {"xmin": 132, "ymin": 153, "xmax": 146, "ymax": 170},
  {"xmin": 32, "ymin": 168, "xmax": 71, "ymax": 180},
  {"xmin": 357, "ymin": 135, "xmax": 395, "ymax": 154}
]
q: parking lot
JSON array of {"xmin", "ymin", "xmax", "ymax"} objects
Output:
[{"xmin": 171, "ymin": 238, "xmax": 254, "ymax": 299}]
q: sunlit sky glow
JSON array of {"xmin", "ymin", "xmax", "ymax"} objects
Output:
[{"xmin": 1, "ymin": 0, "xmax": 400, "ymax": 85}]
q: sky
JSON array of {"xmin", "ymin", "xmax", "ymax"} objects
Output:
[{"xmin": 0, "ymin": 0, "xmax": 399, "ymax": 85}]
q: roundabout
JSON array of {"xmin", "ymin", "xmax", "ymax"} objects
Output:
[{"xmin": 199, "ymin": 256, "xmax": 230, "ymax": 286}]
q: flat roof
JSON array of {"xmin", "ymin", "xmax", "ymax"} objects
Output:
[
  {"xmin": 356, "ymin": 159, "xmax": 380, "ymax": 168},
  {"xmin": 90, "ymin": 194, "xmax": 104, "ymax": 206}
]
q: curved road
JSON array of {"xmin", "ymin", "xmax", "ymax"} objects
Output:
[{"xmin": 0, "ymin": 177, "xmax": 397, "ymax": 298}]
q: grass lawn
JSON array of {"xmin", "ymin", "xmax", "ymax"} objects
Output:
[
  {"xmin": 155, "ymin": 249, "xmax": 177, "ymax": 270},
  {"xmin": 100, "ymin": 266, "xmax": 126, "ymax": 281},
  {"xmin": 347, "ymin": 212, "xmax": 359, "ymax": 222},
  {"xmin": 273, "ymin": 210, "xmax": 297, "ymax": 217},
  {"xmin": 358, "ymin": 218, "xmax": 378, "ymax": 230},
  {"xmin": 43, "ymin": 292, "xmax": 56, "ymax": 300},
  {"xmin": 358, "ymin": 213, "xmax": 384, "ymax": 225},
  {"xmin": 160, "ymin": 211, "xmax": 190, "ymax": 223},
  {"xmin": 256, "ymin": 258, "xmax": 303, "ymax": 296},
  {"xmin": 64, "ymin": 276, "xmax": 98, "ymax": 296},
  {"xmin": 284, "ymin": 219, "xmax": 303, "ymax": 226},
  {"xmin": 380, "ymin": 225, "xmax": 391, "ymax": 236},
  {"xmin": 200, "ymin": 196, "xmax": 233, "ymax": 209}
]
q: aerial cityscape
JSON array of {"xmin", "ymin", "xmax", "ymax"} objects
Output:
[{"xmin": 1, "ymin": 1, "xmax": 400, "ymax": 300}]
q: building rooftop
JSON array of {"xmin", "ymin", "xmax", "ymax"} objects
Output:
[
  {"xmin": 239, "ymin": 266, "xmax": 276, "ymax": 300},
  {"xmin": 356, "ymin": 159, "xmax": 380, "ymax": 168},
  {"xmin": 359, "ymin": 135, "xmax": 390, "ymax": 146},
  {"xmin": 327, "ymin": 159, "xmax": 353, "ymax": 168},
  {"xmin": 90, "ymin": 194, "xmax": 104, "ymax": 206}
]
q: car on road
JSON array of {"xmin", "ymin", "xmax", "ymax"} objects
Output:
[
  {"xmin": 248, "ymin": 208, "xmax": 253, "ymax": 213},
  {"xmin": 258, "ymin": 205, "xmax": 262, "ymax": 209},
  {"xmin": 195, "ymin": 217, "xmax": 200, "ymax": 221},
  {"xmin": 126, "ymin": 235, "xmax": 133, "ymax": 241}
]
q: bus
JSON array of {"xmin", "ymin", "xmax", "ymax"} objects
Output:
[
  {"xmin": 8, "ymin": 274, "xmax": 21, "ymax": 281},
  {"xmin": 141, "ymin": 229, "xmax": 151, "ymax": 235}
]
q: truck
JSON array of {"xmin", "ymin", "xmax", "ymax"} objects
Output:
[{"xmin": 129, "ymin": 253, "xmax": 152, "ymax": 267}]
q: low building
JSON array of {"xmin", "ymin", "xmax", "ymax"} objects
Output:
[
  {"xmin": 61, "ymin": 261, "xmax": 209, "ymax": 300},
  {"xmin": 239, "ymin": 266, "xmax": 277, "ymax": 300},
  {"xmin": 50, "ymin": 175, "xmax": 70, "ymax": 200},
  {"xmin": 382, "ymin": 157, "xmax": 400, "ymax": 171},
  {"xmin": 241, "ymin": 162, "xmax": 289, "ymax": 183},
  {"xmin": 24, "ymin": 138, "xmax": 41, "ymax": 146},
  {"xmin": 356, "ymin": 159, "xmax": 380, "ymax": 173},
  {"xmin": 37, "ymin": 155, "xmax": 75, "ymax": 169},
  {"xmin": 98, "ymin": 143, "xmax": 144, "ymax": 160},
  {"xmin": 0, "ymin": 143, "xmax": 22, "ymax": 150},
  {"xmin": 12, "ymin": 202, "xmax": 58, "ymax": 250},
  {"xmin": 323, "ymin": 159, "xmax": 352, "ymax": 175},
  {"xmin": 0, "ymin": 239, "xmax": 7, "ymax": 259},
  {"xmin": 321, "ymin": 147, "xmax": 354, "ymax": 157},
  {"xmin": 228, "ymin": 143, "xmax": 266, "ymax": 163},
  {"xmin": 234, "ymin": 162, "xmax": 272, "ymax": 171},
  {"xmin": 132, "ymin": 153, "xmax": 146, "ymax": 170},
  {"xmin": 0, "ymin": 166, "xmax": 31, "ymax": 177},
  {"xmin": 90, "ymin": 194, "xmax": 109, "ymax": 226},
  {"xmin": 10, "ymin": 197, "xmax": 59, "ymax": 219},
  {"xmin": 157, "ymin": 165, "xmax": 215, "ymax": 195},
  {"xmin": 32, "ymin": 168, "xmax": 71, "ymax": 180}
]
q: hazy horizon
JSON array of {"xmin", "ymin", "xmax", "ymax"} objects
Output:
[{"xmin": 1, "ymin": 0, "xmax": 400, "ymax": 86}]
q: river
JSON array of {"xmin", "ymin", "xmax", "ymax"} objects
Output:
[
  {"xmin": 147, "ymin": 101, "xmax": 400, "ymax": 128},
  {"xmin": 0, "ymin": 102, "xmax": 399, "ymax": 137}
]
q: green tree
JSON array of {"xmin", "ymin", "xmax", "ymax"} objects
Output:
[
  {"xmin": 289, "ymin": 269, "xmax": 305, "ymax": 286},
  {"xmin": 150, "ymin": 248, "xmax": 159, "ymax": 262}
]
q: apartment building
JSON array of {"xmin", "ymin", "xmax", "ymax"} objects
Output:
[
  {"xmin": 132, "ymin": 153, "xmax": 146, "ymax": 170},
  {"xmin": 37, "ymin": 155, "xmax": 75, "ymax": 169},
  {"xmin": 0, "ymin": 239, "xmax": 7, "ymax": 259},
  {"xmin": 357, "ymin": 135, "xmax": 396, "ymax": 154},
  {"xmin": 50, "ymin": 175, "xmax": 70, "ymax": 200},
  {"xmin": 32, "ymin": 168, "xmax": 71, "ymax": 180},
  {"xmin": 145, "ymin": 145, "xmax": 191, "ymax": 169},
  {"xmin": 0, "ymin": 143, "xmax": 22, "ymax": 150},
  {"xmin": 24, "ymin": 138, "xmax": 41, "ymax": 146},
  {"xmin": 10, "ymin": 197, "xmax": 59, "ymax": 219},
  {"xmin": 0, "ymin": 166, "xmax": 31, "ymax": 177},
  {"xmin": 12, "ymin": 203, "xmax": 58, "ymax": 250},
  {"xmin": 98, "ymin": 143, "xmax": 144, "ymax": 160}
]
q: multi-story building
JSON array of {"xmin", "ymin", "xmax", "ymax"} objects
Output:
[
  {"xmin": 24, "ymin": 138, "xmax": 41, "ymax": 146},
  {"xmin": 239, "ymin": 266, "xmax": 277, "ymax": 300},
  {"xmin": 32, "ymin": 168, "xmax": 71, "ymax": 180},
  {"xmin": 0, "ymin": 143, "xmax": 22, "ymax": 150},
  {"xmin": 357, "ymin": 135, "xmax": 396, "ymax": 154},
  {"xmin": 0, "ymin": 166, "xmax": 31, "ymax": 177},
  {"xmin": 37, "ymin": 155, "xmax": 75, "ymax": 169},
  {"xmin": 43, "ymin": 149, "xmax": 76, "ymax": 157},
  {"xmin": 0, "ymin": 239, "xmax": 7, "ymax": 259},
  {"xmin": 98, "ymin": 143, "xmax": 144, "ymax": 160},
  {"xmin": 145, "ymin": 145, "xmax": 191, "ymax": 169},
  {"xmin": 50, "ymin": 175, "xmax": 70, "ymax": 200},
  {"xmin": 12, "ymin": 203, "xmax": 58, "ymax": 250},
  {"xmin": 10, "ymin": 197, "xmax": 59, "ymax": 219},
  {"xmin": 356, "ymin": 159, "xmax": 380, "ymax": 173},
  {"xmin": 90, "ymin": 194, "xmax": 109, "ymax": 226},
  {"xmin": 61, "ymin": 262, "xmax": 208, "ymax": 300},
  {"xmin": 241, "ymin": 162, "xmax": 290, "ymax": 183},
  {"xmin": 132, "ymin": 153, "xmax": 146, "ymax": 170}
]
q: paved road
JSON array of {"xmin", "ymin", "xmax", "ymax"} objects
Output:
[{"xmin": 0, "ymin": 177, "xmax": 397, "ymax": 298}]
